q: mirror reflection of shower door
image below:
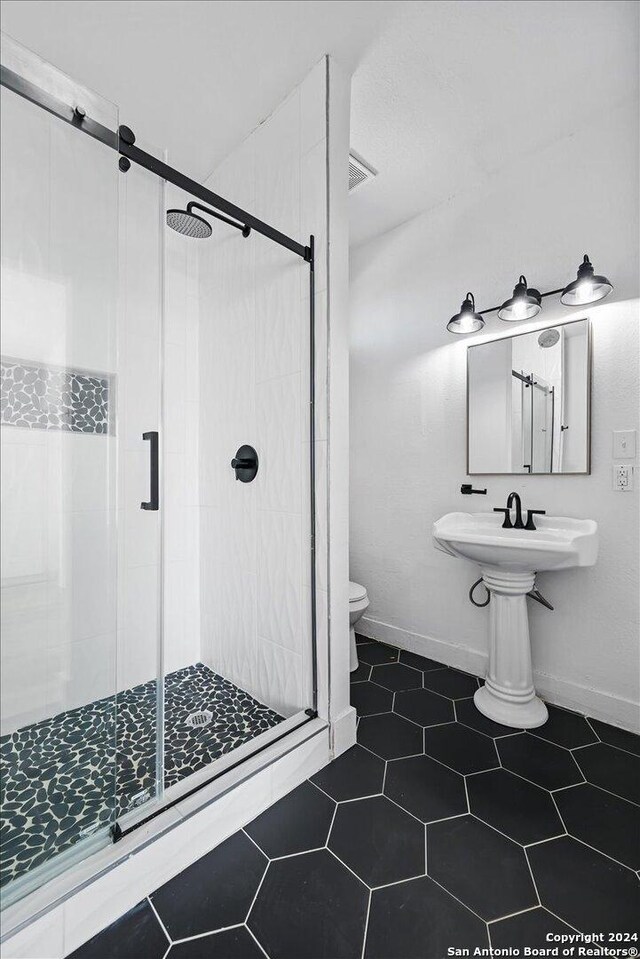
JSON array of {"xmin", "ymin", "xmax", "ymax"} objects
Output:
[
  {"xmin": 0, "ymin": 36, "xmax": 162, "ymax": 904},
  {"xmin": 518, "ymin": 373, "xmax": 553, "ymax": 473},
  {"xmin": 531, "ymin": 377, "xmax": 554, "ymax": 473}
]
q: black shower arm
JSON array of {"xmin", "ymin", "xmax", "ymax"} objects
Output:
[{"xmin": 186, "ymin": 201, "xmax": 250, "ymax": 237}]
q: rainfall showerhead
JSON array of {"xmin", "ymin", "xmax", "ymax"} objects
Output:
[
  {"xmin": 538, "ymin": 328, "xmax": 560, "ymax": 348},
  {"xmin": 166, "ymin": 208, "xmax": 212, "ymax": 238},
  {"xmin": 166, "ymin": 201, "xmax": 250, "ymax": 240}
]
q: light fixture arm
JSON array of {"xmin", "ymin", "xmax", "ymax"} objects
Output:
[{"xmin": 475, "ymin": 286, "xmax": 565, "ymax": 317}]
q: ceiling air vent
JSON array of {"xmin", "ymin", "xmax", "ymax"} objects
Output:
[{"xmin": 349, "ymin": 152, "xmax": 376, "ymax": 193}]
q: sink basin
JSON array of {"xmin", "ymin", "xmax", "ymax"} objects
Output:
[
  {"xmin": 433, "ymin": 509, "xmax": 598, "ymax": 729},
  {"xmin": 433, "ymin": 511, "xmax": 598, "ymax": 572}
]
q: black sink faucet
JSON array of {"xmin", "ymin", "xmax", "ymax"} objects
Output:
[
  {"xmin": 494, "ymin": 492, "xmax": 546, "ymax": 530},
  {"xmin": 494, "ymin": 491, "xmax": 524, "ymax": 529}
]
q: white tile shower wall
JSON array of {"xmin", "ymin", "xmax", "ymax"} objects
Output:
[
  {"xmin": 349, "ymin": 97, "xmax": 640, "ymax": 730},
  {"xmin": 198, "ymin": 59, "xmax": 329, "ymax": 718}
]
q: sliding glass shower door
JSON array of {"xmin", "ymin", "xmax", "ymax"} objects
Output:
[{"xmin": 0, "ymin": 35, "xmax": 163, "ymax": 902}]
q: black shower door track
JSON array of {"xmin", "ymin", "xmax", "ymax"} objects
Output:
[{"xmin": 1, "ymin": 63, "xmax": 320, "ymax": 842}]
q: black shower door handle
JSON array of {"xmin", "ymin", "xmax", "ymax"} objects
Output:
[{"xmin": 141, "ymin": 431, "xmax": 159, "ymax": 510}]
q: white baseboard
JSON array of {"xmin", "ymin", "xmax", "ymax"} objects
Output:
[
  {"xmin": 330, "ymin": 705, "xmax": 357, "ymax": 757},
  {"xmin": 359, "ymin": 616, "xmax": 640, "ymax": 734}
]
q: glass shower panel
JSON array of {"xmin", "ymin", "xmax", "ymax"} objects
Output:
[{"xmin": 0, "ymin": 36, "xmax": 162, "ymax": 904}]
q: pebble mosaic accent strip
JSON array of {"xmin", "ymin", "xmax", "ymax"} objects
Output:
[
  {"xmin": 0, "ymin": 663, "xmax": 282, "ymax": 890},
  {"xmin": 0, "ymin": 358, "xmax": 112, "ymax": 434}
]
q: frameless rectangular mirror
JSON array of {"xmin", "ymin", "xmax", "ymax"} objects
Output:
[{"xmin": 467, "ymin": 318, "xmax": 591, "ymax": 474}]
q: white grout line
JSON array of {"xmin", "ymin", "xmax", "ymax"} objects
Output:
[
  {"xmin": 172, "ymin": 922, "xmax": 246, "ymax": 946},
  {"xmin": 241, "ymin": 827, "xmax": 271, "ymax": 859},
  {"xmin": 573, "ymin": 738, "xmax": 640, "ymax": 761},
  {"xmin": 552, "ymin": 778, "xmax": 640, "ymax": 808},
  {"xmin": 487, "ymin": 903, "xmax": 540, "ymax": 925},
  {"xmin": 383, "ymin": 792, "xmax": 429, "ymax": 827},
  {"xmin": 360, "ymin": 889, "xmax": 372, "ymax": 959},
  {"xmin": 522, "ymin": 846, "xmax": 542, "ymax": 909},
  {"xmin": 369, "ymin": 869, "xmax": 426, "ymax": 893},
  {"xmin": 425, "ymin": 872, "xmax": 488, "ymax": 924},
  {"xmin": 567, "ymin": 834, "xmax": 638, "ymax": 872},
  {"xmin": 147, "ymin": 897, "xmax": 172, "ymax": 946},
  {"xmin": 467, "ymin": 811, "xmax": 566, "ymax": 851},
  {"xmin": 244, "ymin": 858, "xmax": 270, "ymax": 925},
  {"xmin": 268, "ymin": 845, "xmax": 328, "ymax": 863},
  {"xmin": 245, "ymin": 923, "xmax": 270, "ymax": 958},
  {"xmin": 325, "ymin": 846, "xmax": 372, "ymax": 889}
]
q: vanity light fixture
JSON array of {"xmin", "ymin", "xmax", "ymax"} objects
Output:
[
  {"xmin": 497, "ymin": 276, "xmax": 542, "ymax": 322},
  {"xmin": 447, "ymin": 292, "xmax": 485, "ymax": 334},
  {"xmin": 560, "ymin": 254, "xmax": 613, "ymax": 306},
  {"xmin": 446, "ymin": 254, "xmax": 613, "ymax": 334}
]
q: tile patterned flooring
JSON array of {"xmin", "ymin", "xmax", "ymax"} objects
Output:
[
  {"xmin": 70, "ymin": 638, "xmax": 640, "ymax": 958},
  {"xmin": 1, "ymin": 664, "xmax": 281, "ymax": 890}
]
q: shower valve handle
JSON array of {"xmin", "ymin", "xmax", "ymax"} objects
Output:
[{"xmin": 231, "ymin": 445, "xmax": 259, "ymax": 483}]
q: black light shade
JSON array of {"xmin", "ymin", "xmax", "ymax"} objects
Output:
[
  {"xmin": 497, "ymin": 275, "xmax": 542, "ymax": 322},
  {"xmin": 561, "ymin": 254, "xmax": 613, "ymax": 306},
  {"xmin": 447, "ymin": 292, "xmax": 485, "ymax": 334}
]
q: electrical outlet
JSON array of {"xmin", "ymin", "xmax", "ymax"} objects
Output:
[{"xmin": 613, "ymin": 463, "xmax": 634, "ymax": 491}]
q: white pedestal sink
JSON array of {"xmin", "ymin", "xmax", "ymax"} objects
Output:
[{"xmin": 433, "ymin": 511, "xmax": 598, "ymax": 728}]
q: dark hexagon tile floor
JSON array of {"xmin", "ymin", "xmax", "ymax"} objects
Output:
[
  {"xmin": 454, "ymin": 696, "xmax": 519, "ymax": 738},
  {"xmin": 489, "ymin": 907, "xmax": 575, "ymax": 949},
  {"xmin": 370, "ymin": 662, "xmax": 422, "ymax": 691},
  {"xmin": 248, "ymin": 849, "xmax": 369, "ymax": 959},
  {"xmin": 384, "ymin": 754, "xmax": 467, "ymax": 823},
  {"xmin": 150, "ymin": 831, "xmax": 267, "ymax": 940},
  {"xmin": 329, "ymin": 795, "xmax": 425, "ymax": 887},
  {"xmin": 350, "ymin": 681, "xmax": 394, "ymax": 717},
  {"xmin": 527, "ymin": 836, "xmax": 640, "ymax": 933},
  {"xmin": 467, "ymin": 768, "xmax": 564, "ymax": 845},
  {"xmin": 311, "ymin": 745, "xmax": 384, "ymax": 802},
  {"xmin": 68, "ymin": 640, "xmax": 640, "ymax": 958},
  {"xmin": 357, "ymin": 712, "xmax": 423, "ymax": 759},
  {"xmin": 349, "ymin": 662, "xmax": 372, "ymax": 683},
  {"xmin": 498, "ymin": 732, "xmax": 584, "ymax": 790},
  {"xmin": 394, "ymin": 687, "xmax": 454, "ymax": 727},
  {"xmin": 427, "ymin": 815, "xmax": 537, "ymax": 920},
  {"xmin": 573, "ymin": 742, "xmax": 640, "ymax": 804},
  {"xmin": 364, "ymin": 875, "xmax": 489, "ymax": 958},
  {"xmin": 422, "ymin": 666, "xmax": 479, "ymax": 699},
  {"xmin": 588, "ymin": 718, "xmax": 640, "ymax": 757},
  {"xmin": 244, "ymin": 781, "xmax": 335, "ymax": 858},
  {"xmin": 554, "ymin": 783, "xmax": 640, "ymax": 870},
  {"xmin": 528, "ymin": 703, "xmax": 598, "ymax": 749},
  {"xmin": 398, "ymin": 649, "xmax": 443, "ymax": 672},
  {"xmin": 425, "ymin": 722, "xmax": 499, "ymax": 774},
  {"xmin": 167, "ymin": 926, "xmax": 264, "ymax": 959}
]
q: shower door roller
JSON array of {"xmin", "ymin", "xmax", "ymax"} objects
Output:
[{"xmin": 231, "ymin": 445, "xmax": 259, "ymax": 483}]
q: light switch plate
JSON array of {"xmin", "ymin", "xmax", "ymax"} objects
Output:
[{"xmin": 613, "ymin": 430, "xmax": 637, "ymax": 459}]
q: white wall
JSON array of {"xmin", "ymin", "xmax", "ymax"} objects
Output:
[
  {"xmin": 350, "ymin": 97, "xmax": 640, "ymax": 731},
  {"xmin": 197, "ymin": 59, "xmax": 330, "ymax": 719}
]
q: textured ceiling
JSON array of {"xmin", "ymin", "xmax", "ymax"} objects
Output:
[
  {"xmin": 2, "ymin": 1, "xmax": 638, "ymax": 248},
  {"xmin": 0, "ymin": 0, "xmax": 399, "ymax": 176},
  {"xmin": 349, "ymin": 0, "xmax": 639, "ymax": 246}
]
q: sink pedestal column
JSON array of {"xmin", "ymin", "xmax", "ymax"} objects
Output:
[{"xmin": 474, "ymin": 567, "xmax": 548, "ymax": 729}]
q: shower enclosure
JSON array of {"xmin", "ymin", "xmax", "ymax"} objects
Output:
[{"xmin": 0, "ymin": 34, "xmax": 318, "ymax": 909}]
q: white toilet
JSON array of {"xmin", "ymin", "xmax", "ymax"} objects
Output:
[{"xmin": 349, "ymin": 581, "xmax": 369, "ymax": 671}]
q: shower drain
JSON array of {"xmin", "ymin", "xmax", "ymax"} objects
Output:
[{"xmin": 186, "ymin": 709, "xmax": 213, "ymax": 729}]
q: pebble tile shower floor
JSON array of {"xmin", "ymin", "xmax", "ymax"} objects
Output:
[
  {"xmin": 69, "ymin": 638, "xmax": 639, "ymax": 959},
  {"xmin": 0, "ymin": 664, "xmax": 281, "ymax": 889}
]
